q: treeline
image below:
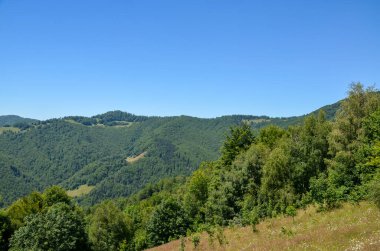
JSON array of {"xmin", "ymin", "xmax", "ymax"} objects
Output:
[
  {"xmin": 1, "ymin": 84, "xmax": 379, "ymax": 250},
  {"xmin": 0, "ymin": 114, "xmax": 231, "ymax": 205},
  {"xmin": 64, "ymin": 110, "xmax": 149, "ymax": 126},
  {"xmin": 0, "ymin": 115, "xmax": 38, "ymax": 127},
  {"xmin": 1, "ymin": 107, "xmax": 318, "ymax": 206}
]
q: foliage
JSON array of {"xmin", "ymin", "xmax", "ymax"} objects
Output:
[
  {"xmin": 191, "ymin": 234, "xmax": 200, "ymax": 249},
  {"xmin": 3, "ymin": 85, "xmax": 379, "ymax": 251},
  {"xmin": 184, "ymin": 166, "xmax": 210, "ymax": 225},
  {"xmin": 221, "ymin": 123, "xmax": 255, "ymax": 165},
  {"xmin": 327, "ymin": 84, "xmax": 380, "ymax": 196},
  {"xmin": 0, "ymin": 211, "xmax": 12, "ymax": 251},
  {"xmin": 149, "ymin": 202, "xmax": 380, "ymax": 251},
  {"xmin": 6, "ymin": 192, "xmax": 44, "ymax": 230},
  {"xmin": 0, "ymin": 112, "xmax": 290, "ymax": 206},
  {"xmin": 9, "ymin": 203, "xmax": 88, "ymax": 251},
  {"xmin": 43, "ymin": 186, "xmax": 71, "ymax": 207},
  {"xmin": 368, "ymin": 169, "xmax": 380, "ymax": 209},
  {"xmin": 285, "ymin": 205, "xmax": 296, "ymax": 222},
  {"xmin": 88, "ymin": 201, "xmax": 131, "ymax": 251},
  {"xmin": 179, "ymin": 236, "xmax": 186, "ymax": 251},
  {"xmin": 0, "ymin": 115, "xmax": 37, "ymax": 127},
  {"xmin": 146, "ymin": 198, "xmax": 189, "ymax": 246},
  {"xmin": 92, "ymin": 110, "xmax": 148, "ymax": 124},
  {"xmin": 257, "ymin": 125, "xmax": 285, "ymax": 149}
]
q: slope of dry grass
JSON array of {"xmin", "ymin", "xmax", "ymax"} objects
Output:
[
  {"xmin": 148, "ymin": 202, "xmax": 380, "ymax": 251},
  {"xmin": 126, "ymin": 152, "xmax": 147, "ymax": 164},
  {"xmin": 67, "ymin": 184, "xmax": 95, "ymax": 197},
  {"xmin": 0, "ymin": 127, "xmax": 20, "ymax": 134}
]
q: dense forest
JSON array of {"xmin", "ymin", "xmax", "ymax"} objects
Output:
[
  {"xmin": 0, "ymin": 103, "xmax": 338, "ymax": 206},
  {"xmin": 0, "ymin": 115, "xmax": 38, "ymax": 129},
  {"xmin": 0, "ymin": 83, "xmax": 379, "ymax": 250}
]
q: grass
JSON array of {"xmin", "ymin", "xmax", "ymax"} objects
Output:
[
  {"xmin": 64, "ymin": 119, "xmax": 83, "ymax": 125},
  {"xmin": 148, "ymin": 202, "xmax": 380, "ymax": 251},
  {"xmin": 0, "ymin": 127, "xmax": 20, "ymax": 134},
  {"xmin": 243, "ymin": 118, "xmax": 271, "ymax": 124},
  {"xmin": 67, "ymin": 184, "xmax": 95, "ymax": 197},
  {"xmin": 126, "ymin": 152, "xmax": 147, "ymax": 164}
]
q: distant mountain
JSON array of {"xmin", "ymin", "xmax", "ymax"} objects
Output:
[
  {"xmin": 0, "ymin": 102, "xmax": 340, "ymax": 206},
  {"xmin": 309, "ymin": 100, "xmax": 342, "ymax": 120},
  {"xmin": 0, "ymin": 115, "xmax": 38, "ymax": 127}
]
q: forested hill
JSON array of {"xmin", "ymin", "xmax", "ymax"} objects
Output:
[
  {"xmin": 0, "ymin": 115, "xmax": 38, "ymax": 127},
  {"xmin": 1, "ymin": 84, "xmax": 378, "ymax": 251},
  {"xmin": 0, "ymin": 103, "xmax": 339, "ymax": 206}
]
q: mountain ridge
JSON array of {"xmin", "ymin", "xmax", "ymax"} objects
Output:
[
  {"xmin": 0, "ymin": 99, "xmax": 341, "ymax": 123},
  {"xmin": 0, "ymin": 115, "xmax": 38, "ymax": 127},
  {"xmin": 0, "ymin": 101, "xmax": 341, "ymax": 206}
]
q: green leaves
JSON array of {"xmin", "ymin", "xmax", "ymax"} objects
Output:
[
  {"xmin": 43, "ymin": 186, "xmax": 71, "ymax": 208},
  {"xmin": 9, "ymin": 203, "xmax": 88, "ymax": 251},
  {"xmin": 327, "ymin": 84, "xmax": 380, "ymax": 196},
  {"xmin": 147, "ymin": 199, "xmax": 189, "ymax": 246},
  {"xmin": 88, "ymin": 201, "xmax": 131, "ymax": 251},
  {"xmin": 0, "ymin": 211, "xmax": 12, "ymax": 251},
  {"xmin": 368, "ymin": 169, "xmax": 380, "ymax": 209},
  {"xmin": 2, "ymin": 84, "xmax": 380, "ymax": 251},
  {"xmin": 221, "ymin": 123, "xmax": 255, "ymax": 166}
]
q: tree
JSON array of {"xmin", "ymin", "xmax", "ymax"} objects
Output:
[
  {"xmin": 43, "ymin": 186, "xmax": 71, "ymax": 207},
  {"xmin": 0, "ymin": 211, "xmax": 12, "ymax": 251},
  {"xmin": 147, "ymin": 199, "xmax": 189, "ymax": 246},
  {"xmin": 221, "ymin": 123, "xmax": 255, "ymax": 166},
  {"xmin": 363, "ymin": 110, "xmax": 380, "ymax": 143},
  {"xmin": 369, "ymin": 169, "xmax": 380, "ymax": 209},
  {"xmin": 88, "ymin": 201, "xmax": 131, "ymax": 251},
  {"xmin": 363, "ymin": 110, "xmax": 380, "ymax": 207},
  {"xmin": 10, "ymin": 203, "xmax": 88, "ymax": 251},
  {"xmin": 261, "ymin": 140, "xmax": 292, "ymax": 193},
  {"xmin": 290, "ymin": 112, "xmax": 330, "ymax": 194},
  {"xmin": 327, "ymin": 83, "xmax": 380, "ymax": 194},
  {"xmin": 257, "ymin": 125, "xmax": 286, "ymax": 149},
  {"xmin": 6, "ymin": 192, "xmax": 44, "ymax": 230},
  {"xmin": 184, "ymin": 166, "xmax": 210, "ymax": 224},
  {"xmin": 359, "ymin": 110, "xmax": 380, "ymax": 183}
]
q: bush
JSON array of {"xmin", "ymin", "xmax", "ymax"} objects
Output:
[
  {"xmin": 191, "ymin": 234, "xmax": 200, "ymax": 249},
  {"xmin": 88, "ymin": 201, "xmax": 131, "ymax": 251},
  {"xmin": 147, "ymin": 199, "xmax": 189, "ymax": 246},
  {"xmin": 0, "ymin": 211, "xmax": 12, "ymax": 250},
  {"xmin": 285, "ymin": 205, "xmax": 296, "ymax": 222},
  {"xmin": 369, "ymin": 171, "xmax": 380, "ymax": 209},
  {"xmin": 10, "ymin": 203, "xmax": 88, "ymax": 251}
]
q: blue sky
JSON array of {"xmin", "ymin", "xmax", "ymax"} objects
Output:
[{"xmin": 0, "ymin": 0, "xmax": 379, "ymax": 120}]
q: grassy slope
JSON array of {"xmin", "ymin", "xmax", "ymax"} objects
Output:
[
  {"xmin": 126, "ymin": 152, "xmax": 147, "ymax": 163},
  {"xmin": 0, "ymin": 127, "xmax": 20, "ymax": 134},
  {"xmin": 67, "ymin": 184, "xmax": 95, "ymax": 197},
  {"xmin": 148, "ymin": 202, "xmax": 380, "ymax": 251}
]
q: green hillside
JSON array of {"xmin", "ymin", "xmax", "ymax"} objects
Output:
[
  {"xmin": 0, "ymin": 115, "xmax": 38, "ymax": 127},
  {"xmin": 0, "ymin": 84, "xmax": 379, "ymax": 251},
  {"xmin": 148, "ymin": 202, "xmax": 380, "ymax": 251},
  {"xmin": 0, "ymin": 103, "xmax": 339, "ymax": 206}
]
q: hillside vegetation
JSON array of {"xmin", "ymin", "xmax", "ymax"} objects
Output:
[
  {"xmin": 0, "ymin": 115, "xmax": 38, "ymax": 127},
  {"xmin": 0, "ymin": 102, "xmax": 338, "ymax": 206},
  {"xmin": 0, "ymin": 83, "xmax": 379, "ymax": 251},
  {"xmin": 148, "ymin": 202, "xmax": 380, "ymax": 251}
]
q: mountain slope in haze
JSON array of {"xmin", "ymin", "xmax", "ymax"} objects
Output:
[
  {"xmin": 0, "ymin": 102, "xmax": 340, "ymax": 206},
  {"xmin": 0, "ymin": 115, "xmax": 38, "ymax": 127}
]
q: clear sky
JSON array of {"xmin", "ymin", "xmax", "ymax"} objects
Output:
[{"xmin": 0, "ymin": 0, "xmax": 379, "ymax": 120}]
